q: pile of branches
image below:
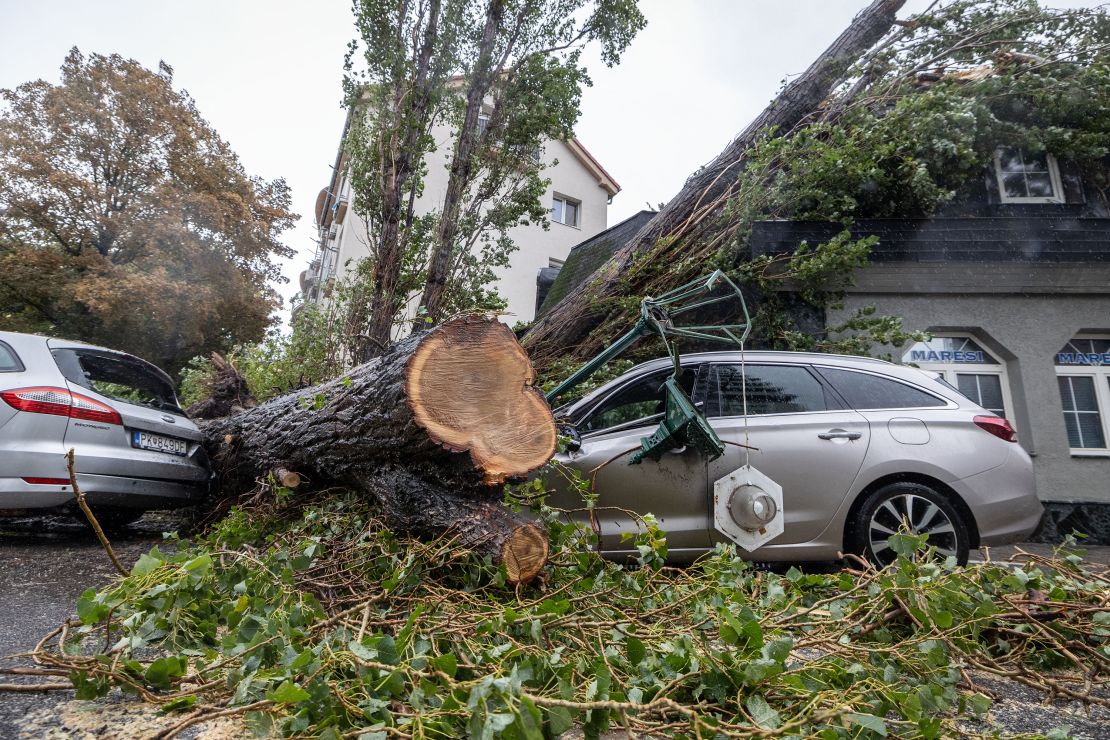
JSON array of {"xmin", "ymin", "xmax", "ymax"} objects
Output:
[{"xmin": 4, "ymin": 480, "xmax": 1108, "ymax": 738}]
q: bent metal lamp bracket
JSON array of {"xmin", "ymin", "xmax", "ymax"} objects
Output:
[{"xmin": 545, "ymin": 270, "xmax": 751, "ymax": 464}]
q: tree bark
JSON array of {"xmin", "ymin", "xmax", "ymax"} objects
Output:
[
  {"xmin": 522, "ymin": 0, "xmax": 906, "ymax": 369},
  {"xmin": 198, "ymin": 315, "xmax": 556, "ymax": 583}
]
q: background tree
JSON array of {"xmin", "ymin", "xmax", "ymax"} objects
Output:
[
  {"xmin": 342, "ymin": 0, "xmax": 645, "ymax": 356},
  {"xmin": 0, "ymin": 49, "xmax": 296, "ymax": 373}
]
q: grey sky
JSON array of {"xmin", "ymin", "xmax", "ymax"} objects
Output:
[{"xmin": 0, "ymin": 0, "xmax": 1098, "ymax": 318}]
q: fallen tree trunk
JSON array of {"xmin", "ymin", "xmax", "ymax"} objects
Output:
[
  {"xmin": 522, "ymin": 0, "xmax": 906, "ymax": 369},
  {"xmin": 197, "ymin": 315, "xmax": 556, "ymax": 583}
]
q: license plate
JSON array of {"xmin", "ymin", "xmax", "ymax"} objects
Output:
[{"xmin": 131, "ymin": 430, "xmax": 188, "ymax": 456}]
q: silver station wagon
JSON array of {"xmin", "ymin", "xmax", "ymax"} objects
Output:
[
  {"xmin": 549, "ymin": 351, "xmax": 1044, "ymax": 565},
  {"xmin": 0, "ymin": 332, "xmax": 209, "ymax": 526}
]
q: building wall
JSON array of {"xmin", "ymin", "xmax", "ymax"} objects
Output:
[
  {"xmin": 828, "ymin": 266, "xmax": 1110, "ymax": 504},
  {"xmin": 316, "ymin": 123, "xmax": 612, "ymax": 326}
]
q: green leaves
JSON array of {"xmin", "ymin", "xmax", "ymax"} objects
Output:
[
  {"xmin": 746, "ymin": 694, "xmax": 781, "ymax": 729},
  {"xmin": 45, "ymin": 489, "xmax": 1110, "ymax": 740},
  {"xmin": 144, "ymin": 656, "xmax": 187, "ymax": 690},
  {"xmin": 266, "ymin": 679, "xmax": 310, "ymax": 704},
  {"xmin": 846, "ymin": 712, "xmax": 888, "ymax": 737}
]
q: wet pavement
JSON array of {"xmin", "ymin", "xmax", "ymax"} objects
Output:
[
  {"xmin": 0, "ymin": 513, "xmax": 177, "ymax": 739},
  {"xmin": 1, "ymin": 513, "xmax": 1107, "ymax": 738}
]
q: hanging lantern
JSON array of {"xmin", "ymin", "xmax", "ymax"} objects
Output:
[{"xmin": 713, "ymin": 465, "xmax": 784, "ymax": 552}]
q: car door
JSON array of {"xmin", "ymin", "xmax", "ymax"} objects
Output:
[
  {"xmin": 551, "ymin": 364, "xmax": 711, "ymax": 554},
  {"xmin": 49, "ymin": 345, "xmax": 207, "ymax": 484},
  {"xmin": 706, "ymin": 363, "xmax": 871, "ymax": 546}
]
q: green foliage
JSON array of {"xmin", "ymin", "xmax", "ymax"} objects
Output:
[{"xmin": 44, "ymin": 487, "xmax": 1109, "ymax": 738}]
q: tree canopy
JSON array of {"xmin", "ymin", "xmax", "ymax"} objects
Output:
[
  {"xmin": 0, "ymin": 49, "xmax": 297, "ymax": 373},
  {"xmin": 523, "ymin": 0, "xmax": 1110, "ymax": 371},
  {"xmin": 339, "ymin": 0, "xmax": 645, "ymax": 357}
]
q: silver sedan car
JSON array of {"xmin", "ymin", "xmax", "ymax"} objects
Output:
[
  {"xmin": 549, "ymin": 351, "xmax": 1043, "ymax": 565},
  {"xmin": 0, "ymin": 331, "xmax": 209, "ymax": 526}
]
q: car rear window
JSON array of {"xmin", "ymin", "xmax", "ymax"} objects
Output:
[
  {"xmin": 817, "ymin": 367, "xmax": 947, "ymax": 410},
  {"xmin": 0, "ymin": 341, "xmax": 23, "ymax": 372},
  {"xmin": 52, "ymin": 349, "xmax": 181, "ymax": 413}
]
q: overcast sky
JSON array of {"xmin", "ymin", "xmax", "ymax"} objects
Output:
[{"xmin": 0, "ymin": 0, "xmax": 1098, "ymax": 319}]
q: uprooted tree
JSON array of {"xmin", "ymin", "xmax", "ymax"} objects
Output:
[
  {"xmin": 193, "ymin": 315, "xmax": 557, "ymax": 584},
  {"xmin": 523, "ymin": 0, "xmax": 1110, "ymax": 370}
]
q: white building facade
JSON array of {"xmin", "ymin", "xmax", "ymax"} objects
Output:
[{"xmin": 300, "ymin": 113, "xmax": 619, "ymax": 326}]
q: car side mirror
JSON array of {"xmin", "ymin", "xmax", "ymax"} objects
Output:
[{"xmin": 559, "ymin": 424, "xmax": 582, "ymax": 453}]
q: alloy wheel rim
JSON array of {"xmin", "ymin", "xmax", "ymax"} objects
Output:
[{"xmin": 867, "ymin": 493, "xmax": 958, "ymax": 564}]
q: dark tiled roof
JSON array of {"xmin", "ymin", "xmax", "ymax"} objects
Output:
[
  {"xmin": 749, "ymin": 218, "xmax": 1110, "ymax": 262},
  {"xmin": 538, "ymin": 210, "xmax": 656, "ymax": 314}
]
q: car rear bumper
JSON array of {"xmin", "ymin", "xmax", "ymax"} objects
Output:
[
  {"xmin": 956, "ymin": 446, "xmax": 1043, "ymax": 546},
  {"xmin": 0, "ymin": 473, "xmax": 206, "ymax": 510}
]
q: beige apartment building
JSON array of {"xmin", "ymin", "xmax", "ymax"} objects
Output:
[{"xmin": 300, "ymin": 112, "xmax": 619, "ymax": 327}]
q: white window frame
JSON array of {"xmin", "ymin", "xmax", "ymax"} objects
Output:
[
  {"xmin": 993, "ymin": 147, "xmax": 1065, "ymax": 204},
  {"xmin": 552, "ymin": 195, "xmax": 580, "ymax": 227},
  {"xmin": 903, "ymin": 333, "xmax": 1014, "ymax": 419},
  {"xmin": 1055, "ymin": 335, "xmax": 1110, "ymax": 457}
]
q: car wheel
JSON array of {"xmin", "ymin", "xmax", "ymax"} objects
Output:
[
  {"xmin": 848, "ymin": 482, "xmax": 970, "ymax": 566},
  {"xmin": 77, "ymin": 506, "xmax": 145, "ymax": 532}
]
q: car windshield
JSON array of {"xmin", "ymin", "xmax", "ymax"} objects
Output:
[{"xmin": 53, "ymin": 349, "xmax": 182, "ymax": 413}]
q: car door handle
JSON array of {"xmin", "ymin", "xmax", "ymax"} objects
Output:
[{"xmin": 818, "ymin": 429, "xmax": 862, "ymax": 440}]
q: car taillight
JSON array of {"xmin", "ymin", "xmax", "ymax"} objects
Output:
[
  {"xmin": 1, "ymin": 386, "xmax": 121, "ymax": 425},
  {"xmin": 974, "ymin": 415, "xmax": 1017, "ymax": 442},
  {"xmin": 22, "ymin": 477, "xmax": 70, "ymax": 485}
]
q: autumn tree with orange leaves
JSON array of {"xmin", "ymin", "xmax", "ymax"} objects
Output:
[{"xmin": 0, "ymin": 49, "xmax": 297, "ymax": 373}]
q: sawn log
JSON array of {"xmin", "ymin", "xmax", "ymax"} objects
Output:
[{"xmin": 197, "ymin": 315, "xmax": 556, "ymax": 584}]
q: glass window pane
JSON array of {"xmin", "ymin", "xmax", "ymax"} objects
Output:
[
  {"xmin": 0, "ymin": 342, "xmax": 21, "ymax": 372},
  {"xmin": 712, "ymin": 365, "xmax": 826, "ymax": 417},
  {"xmin": 818, "ymin": 368, "xmax": 946, "ymax": 410},
  {"xmin": 957, "ymin": 373, "xmax": 1005, "ymax": 416},
  {"xmin": 1020, "ymin": 151, "xmax": 1050, "ymax": 172},
  {"xmin": 583, "ymin": 368, "xmax": 696, "ymax": 432},
  {"xmin": 1076, "ymin": 413, "xmax": 1107, "ymax": 448},
  {"xmin": 997, "ymin": 148, "xmax": 1022, "ymax": 172},
  {"xmin": 1068, "ymin": 376, "xmax": 1099, "ymax": 411},
  {"xmin": 565, "ymin": 201, "xmax": 578, "ymax": 226},
  {"xmin": 1001, "ymin": 173, "xmax": 1028, "ymax": 198},
  {"xmin": 1025, "ymin": 173, "xmax": 1055, "ymax": 197},
  {"xmin": 552, "ymin": 198, "xmax": 564, "ymax": 223}
]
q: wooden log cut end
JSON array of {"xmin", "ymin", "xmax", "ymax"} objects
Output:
[
  {"xmin": 406, "ymin": 315, "xmax": 556, "ymax": 483},
  {"xmin": 501, "ymin": 523, "xmax": 549, "ymax": 584},
  {"xmin": 272, "ymin": 467, "xmax": 301, "ymax": 489}
]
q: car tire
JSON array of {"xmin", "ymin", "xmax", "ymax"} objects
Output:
[
  {"xmin": 848, "ymin": 482, "xmax": 970, "ymax": 566},
  {"xmin": 77, "ymin": 506, "xmax": 145, "ymax": 533}
]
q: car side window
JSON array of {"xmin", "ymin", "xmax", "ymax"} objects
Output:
[
  {"xmin": 581, "ymin": 366, "xmax": 698, "ymax": 433},
  {"xmin": 0, "ymin": 342, "xmax": 23, "ymax": 372},
  {"xmin": 708, "ymin": 364, "xmax": 831, "ymax": 417},
  {"xmin": 817, "ymin": 367, "xmax": 947, "ymax": 410}
]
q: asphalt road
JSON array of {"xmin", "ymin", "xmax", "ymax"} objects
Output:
[{"xmin": 1, "ymin": 514, "xmax": 1108, "ymax": 738}]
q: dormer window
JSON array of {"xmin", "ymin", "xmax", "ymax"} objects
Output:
[
  {"xmin": 552, "ymin": 195, "xmax": 580, "ymax": 227},
  {"xmin": 994, "ymin": 147, "xmax": 1064, "ymax": 203}
]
